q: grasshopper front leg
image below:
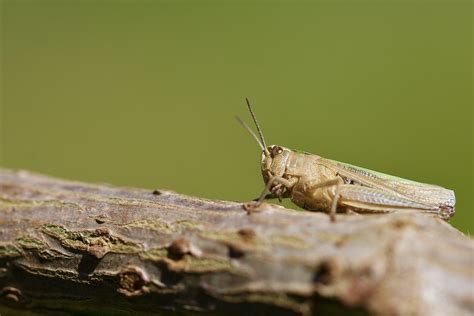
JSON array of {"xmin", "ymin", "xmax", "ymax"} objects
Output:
[{"xmin": 249, "ymin": 176, "xmax": 298, "ymax": 207}]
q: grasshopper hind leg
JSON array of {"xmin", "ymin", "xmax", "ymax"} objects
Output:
[
  {"xmin": 344, "ymin": 208, "xmax": 360, "ymax": 215},
  {"xmin": 336, "ymin": 185, "xmax": 445, "ymax": 217},
  {"xmin": 298, "ymin": 178, "xmax": 437, "ymax": 221},
  {"xmin": 439, "ymin": 205, "xmax": 455, "ymax": 220}
]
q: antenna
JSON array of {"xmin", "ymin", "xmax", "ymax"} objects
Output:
[
  {"xmin": 235, "ymin": 116, "xmax": 264, "ymax": 151},
  {"xmin": 245, "ymin": 98, "xmax": 268, "ymax": 150}
]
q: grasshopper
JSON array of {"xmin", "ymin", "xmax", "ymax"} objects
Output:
[{"xmin": 237, "ymin": 98, "xmax": 455, "ymax": 221}]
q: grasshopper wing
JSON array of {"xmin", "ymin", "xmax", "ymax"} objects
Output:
[
  {"xmin": 320, "ymin": 158, "xmax": 455, "ymax": 218},
  {"xmin": 336, "ymin": 184, "xmax": 444, "ymax": 215}
]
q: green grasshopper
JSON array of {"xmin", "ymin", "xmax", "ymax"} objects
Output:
[{"xmin": 237, "ymin": 98, "xmax": 455, "ymax": 221}]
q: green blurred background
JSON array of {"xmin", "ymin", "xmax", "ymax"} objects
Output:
[{"xmin": 1, "ymin": 1, "xmax": 472, "ymax": 232}]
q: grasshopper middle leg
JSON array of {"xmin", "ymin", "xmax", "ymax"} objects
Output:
[{"xmin": 304, "ymin": 178, "xmax": 344, "ymax": 222}]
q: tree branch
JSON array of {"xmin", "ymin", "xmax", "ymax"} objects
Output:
[{"xmin": 0, "ymin": 169, "xmax": 472, "ymax": 315}]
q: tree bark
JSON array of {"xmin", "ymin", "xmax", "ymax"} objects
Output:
[{"xmin": 0, "ymin": 168, "xmax": 472, "ymax": 316}]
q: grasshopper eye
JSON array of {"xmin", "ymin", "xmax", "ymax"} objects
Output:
[{"xmin": 271, "ymin": 146, "xmax": 283, "ymax": 157}]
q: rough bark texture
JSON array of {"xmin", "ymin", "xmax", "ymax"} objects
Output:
[{"xmin": 0, "ymin": 169, "xmax": 472, "ymax": 316}]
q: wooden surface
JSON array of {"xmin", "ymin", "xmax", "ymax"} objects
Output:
[{"xmin": 0, "ymin": 169, "xmax": 472, "ymax": 315}]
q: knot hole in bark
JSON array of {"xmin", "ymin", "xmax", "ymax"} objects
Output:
[{"xmin": 313, "ymin": 259, "xmax": 338, "ymax": 285}]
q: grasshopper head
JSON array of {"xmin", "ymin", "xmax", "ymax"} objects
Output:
[
  {"xmin": 236, "ymin": 98, "xmax": 291, "ymax": 192},
  {"xmin": 261, "ymin": 145, "xmax": 291, "ymax": 183}
]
